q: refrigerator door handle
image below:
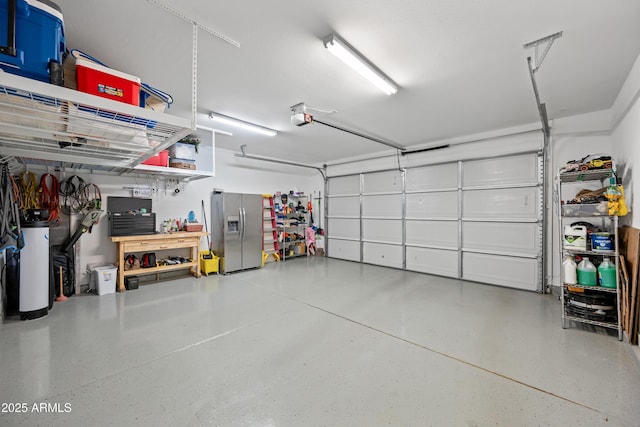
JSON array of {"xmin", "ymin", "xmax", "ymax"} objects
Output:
[
  {"xmin": 243, "ymin": 208, "xmax": 247, "ymax": 240},
  {"xmin": 240, "ymin": 207, "xmax": 246, "ymax": 240}
]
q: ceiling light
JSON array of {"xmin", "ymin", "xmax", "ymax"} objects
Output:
[
  {"xmin": 323, "ymin": 32, "xmax": 398, "ymax": 95},
  {"xmin": 208, "ymin": 112, "xmax": 277, "ymax": 136}
]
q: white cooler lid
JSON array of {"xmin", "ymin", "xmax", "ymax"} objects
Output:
[{"xmin": 76, "ymin": 57, "xmax": 141, "ymax": 84}]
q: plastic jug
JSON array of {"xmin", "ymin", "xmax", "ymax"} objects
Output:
[
  {"xmin": 562, "ymin": 255, "xmax": 577, "ymax": 285},
  {"xmin": 598, "ymin": 258, "xmax": 617, "ymax": 288},
  {"xmin": 577, "ymin": 257, "xmax": 597, "ymax": 286}
]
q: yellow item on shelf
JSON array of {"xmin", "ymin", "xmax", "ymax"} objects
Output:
[{"xmin": 605, "ymin": 185, "xmax": 629, "ymax": 216}]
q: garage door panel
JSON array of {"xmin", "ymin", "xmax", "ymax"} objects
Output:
[
  {"xmin": 463, "ymin": 187, "xmax": 539, "ymax": 220},
  {"xmin": 363, "ymin": 219, "xmax": 402, "ymax": 244},
  {"xmin": 406, "ymin": 220, "xmax": 457, "ymax": 248},
  {"xmin": 328, "ymin": 218, "xmax": 360, "ymax": 240},
  {"xmin": 363, "ymin": 170, "xmax": 403, "ymax": 194},
  {"xmin": 363, "ymin": 242, "xmax": 402, "ymax": 268},
  {"xmin": 362, "ymin": 194, "xmax": 402, "ymax": 218},
  {"xmin": 463, "ymin": 252, "xmax": 539, "ymax": 291},
  {"xmin": 406, "ymin": 192, "xmax": 458, "ymax": 219},
  {"xmin": 327, "ymin": 239, "xmax": 360, "ymax": 262},
  {"xmin": 328, "ymin": 196, "xmax": 360, "ymax": 217},
  {"xmin": 406, "ymin": 163, "xmax": 458, "ymax": 192},
  {"xmin": 462, "ymin": 222, "xmax": 540, "ymax": 256},
  {"xmin": 463, "ymin": 154, "xmax": 539, "ymax": 187},
  {"xmin": 406, "ymin": 247, "xmax": 458, "ymax": 278},
  {"xmin": 328, "ymin": 176, "xmax": 360, "ymax": 195}
]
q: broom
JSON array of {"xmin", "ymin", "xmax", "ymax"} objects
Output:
[{"xmin": 201, "ymin": 200, "xmax": 213, "ymax": 259}]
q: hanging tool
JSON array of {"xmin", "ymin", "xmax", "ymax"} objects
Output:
[
  {"xmin": 0, "ymin": 163, "xmax": 23, "ymax": 251},
  {"xmin": 39, "ymin": 173, "xmax": 60, "ymax": 224},
  {"xmin": 62, "ymin": 209, "xmax": 102, "ymax": 253},
  {"xmin": 201, "ymin": 199, "xmax": 213, "ymax": 259}
]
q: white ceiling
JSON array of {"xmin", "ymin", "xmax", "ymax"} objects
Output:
[{"xmin": 55, "ymin": 0, "xmax": 640, "ymax": 165}]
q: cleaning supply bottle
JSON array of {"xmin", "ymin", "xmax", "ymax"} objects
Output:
[
  {"xmin": 562, "ymin": 255, "xmax": 577, "ymax": 285},
  {"xmin": 598, "ymin": 257, "xmax": 617, "ymax": 288},
  {"xmin": 577, "ymin": 257, "xmax": 597, "ymax": 286}
]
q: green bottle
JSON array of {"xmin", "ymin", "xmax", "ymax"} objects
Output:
[
  {"xmin": 577, "ymin": 257, "xmax": 597, "ymax": 286},
  {"xmin": 598, "ymin": 258, "xmax": 617, "ymax": 288}
]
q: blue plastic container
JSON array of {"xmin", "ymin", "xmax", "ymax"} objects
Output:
[
  {"xmin": 591, "ymin": 233, "xmax": 613, "ymax": 251},
  {"xmin": 0, "ymin": 0, "xmax": 65, "ymax": 82}
]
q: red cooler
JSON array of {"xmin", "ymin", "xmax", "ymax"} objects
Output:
[{"xmin": 75, "ymin": 57, "xmax": 140, "ymax": 105}]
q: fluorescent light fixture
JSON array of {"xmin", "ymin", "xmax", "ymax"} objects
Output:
[
  {"xmin": 323, "ymin": 32, "xmax": 398, "ymax": 95},
  {"xmin": 208, "ymin": 112, "xmax": 277, "ymax": 136}
]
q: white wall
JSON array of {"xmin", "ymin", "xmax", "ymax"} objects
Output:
[
  {"xmin": 73, "ymin": 147, "xmax": 322, "ymax": 285},
  {"xmin": 612, "ymin": 53, "xmax": 640, "ymax": 227}
]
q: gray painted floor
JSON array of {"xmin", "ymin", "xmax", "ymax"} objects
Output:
[{"xmin": 1, "ymin": 257, "xmax": 639, "ymax": 426}]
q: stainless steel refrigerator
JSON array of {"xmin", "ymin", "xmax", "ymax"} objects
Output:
[{"xmin": 211, "ymin": 190, "xmax": 263, "ymax": 273}]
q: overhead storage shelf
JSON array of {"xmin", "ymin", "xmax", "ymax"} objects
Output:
[{"xmin": 0, "ymin": 71, "xmax": 194, "ymax": 175}]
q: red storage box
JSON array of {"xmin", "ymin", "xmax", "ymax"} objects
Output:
[
  {"xmin": 142, "ymin": 150, "xmax": 169, "ymax": 167},
  {"xmin": 76, "ymin": 58, "xmax": 141, "ymax": 105}
]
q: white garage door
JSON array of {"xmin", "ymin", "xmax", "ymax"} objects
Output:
[
  {"xmin": 405, "ymin": 162, "xmax": 459, "ymax": 278},
  {"xmin": 326, "ymin": 152, "xmax": 543, "ymax": 291},
  {"xmin": 361, "ymin": 171, "xmax": 403, "ymax": 269},
  {"xmin": 327, "ymin": 175, "xmax": 361, "ymax": 262},
  {"xmin": 460, "ymin": 154, "xmax": 542, "ymax": 291}
]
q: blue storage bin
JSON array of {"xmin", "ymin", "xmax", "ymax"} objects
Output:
[{"xmin": 0, "ymin": 0, "xmax": 65, "ymax": 83}]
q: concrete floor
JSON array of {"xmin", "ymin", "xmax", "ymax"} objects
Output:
[{"xmin": 1, "ymin": 257, "xmax": 639, "ymax": 426}]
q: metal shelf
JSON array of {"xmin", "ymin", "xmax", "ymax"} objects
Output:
[
  {"xmin": 557, "ymin": 164, "xmax": 622, "ymax": 340},
  {"xmin": 563, "ymin": 248, "xmax": 616, "ymax": 257},
  {"xmin": 559, "ymin": 169, "xmax": 613, "ymax": 183},
  {"xmin": 130, "ymin": 164, "xmax": 214, "ymax": 181},
  {"xmin": 564, "ymin": 315, "xmax": 619, "ymax": 330},
  {"xmin": 281, "ymin": 252, "xmax": 308, "ymax": 259},
  {"xmin": 563, "ymin": 283, "xmax": 618, "ymax": 293},
  {"xmin": 0, "ymin": 71, "xmax": 193, "ymax": 174}
]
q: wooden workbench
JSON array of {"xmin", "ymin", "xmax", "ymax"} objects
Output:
[{"xmin": 111, "ymin": 231, "xmax": 207, "ymax": 292}]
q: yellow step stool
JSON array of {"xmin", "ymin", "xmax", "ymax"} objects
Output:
[{"xmin": 200, "ymin": 251, "xmax": 219, "ymax": 275}]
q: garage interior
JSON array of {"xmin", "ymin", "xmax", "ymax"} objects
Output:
[{"xmin": 1, "ymin": 0, "xmax": 640, "ymax": 425}]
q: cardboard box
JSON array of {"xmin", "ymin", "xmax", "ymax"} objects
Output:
[{"xmin": 169, "ymin": 159, "xmax": 196, "ymax": 170}]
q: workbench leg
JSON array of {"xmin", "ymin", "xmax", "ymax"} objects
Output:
[
  {"xmin": 193, "ymin": 244, "xmax": 201, "ymax": 278},
  {"xmin": 117, "ymin": 243, "xmax": 126, "ymax": 292}
]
